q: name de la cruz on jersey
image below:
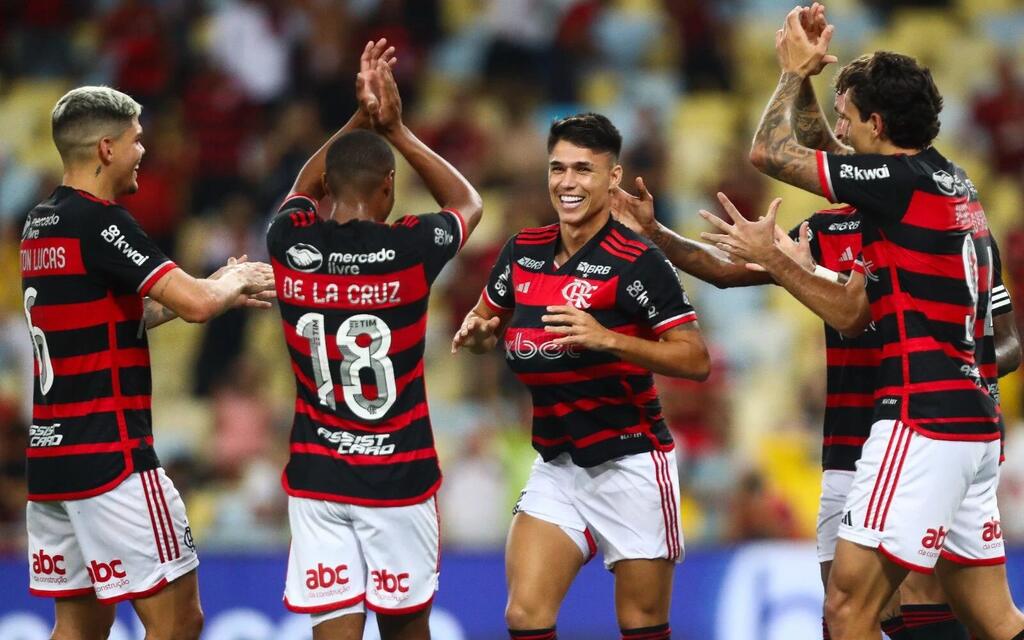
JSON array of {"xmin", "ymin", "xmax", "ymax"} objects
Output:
[{"xmin": 277, "ymin": 252, "xmax": 428, "ymax": 309}]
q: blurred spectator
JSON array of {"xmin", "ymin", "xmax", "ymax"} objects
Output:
[
  {"xmin": 209, "ymin": 0, "xmax": 292, "ymax": 104},
  {"xmin": 972, "ymin": 55, "xmax": 1024, "ymax": 180},
  {"xmin": 440, "ymin": 426, "xmax": 509, "ymax": 549},
  {"xmin": 211, "ymin": 358, "xmax": 274, "ymax": 477},
  {"xmin": 725, "ymin": 469, "xmax": 799, "ymax": 542},
  {"xmin": 101, "ymin": 0, "xmax": 173, "ymax": 106},
  {"xmin": 623, "ymin": 107, "xmax": 675, "ymax": 225},
  {"xmin": 664, "ymin": 0, "xmax": 735, "ymax": 91}
]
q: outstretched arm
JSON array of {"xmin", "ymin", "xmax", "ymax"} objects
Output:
[
  {"xmin": 700, "ymin": 192, "xmax": 871, "ymax": 336},
  {"xmin": 612, "ymin": 178, "xmax": 773, "ymax": 288},
  {"xmin": 361, "ymin": 55, "xmax": 484, "ymax": 237}
]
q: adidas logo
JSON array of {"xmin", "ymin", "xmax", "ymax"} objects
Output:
[
  {"xmin": 838, "ymin": 246, "xmax": 854, "ymax": 264},
  {"xmin": 841, "ymin": 511, "xmax": 853, "ymax": 527}
]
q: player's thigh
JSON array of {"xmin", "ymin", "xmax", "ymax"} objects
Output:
[
  {"xmin": 130, "ymin": 568, "xmax": 203, "ymax": 638},
  {"xmin": 576, "ymin": 450, "xmax": 683, "ymax": 571},
  {"xmin": 820, "ymin": 561, "xmax": 832, "ymax": 591},
  {"xmin": 505, "ymin": 512, "xmax": 585, "ymax": 625},
  {"xmin": 935, "ymin": 560, "xmax": 1024, "ymax": 640},
  {"xmin": 285, "ymin": 497, "xmax": 366, "ymax": 618},
  {"xmin": 376, "ymin": 603, "xmax": 432, "ymax": 640},
  {"xmin": 351, "ymin": 497, "xmax": 439, "ymax": 617},
  {"xmin": 817, "ymin": 470, "xmax": 855, "ymax": 569},
  {"xmin": 52, "ymin": 595, "xmax": 116, "ymax": 640},
  {"xmin": 27, "ymin": 500, "xmax": 92, "ymax": 598},
  {"xmin": 312, "ymin": 610, "xmax": 367, "ymax": 640},
  {"xmin": 613, "ymin": 558, "xmax": 674, "ymax": 628},
  {"xmin": 70, "ymin": 469, "xmax": 199, "ymax": 605}
]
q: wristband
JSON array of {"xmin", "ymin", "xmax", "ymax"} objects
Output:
[{"xmin": 813, "ymin": 264, "xmax": 840, "ymax": 283}]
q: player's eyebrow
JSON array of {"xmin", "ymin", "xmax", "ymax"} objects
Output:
[{"xmin": 549, "ymin": 160, "xmax": 596, "ymax": 170}]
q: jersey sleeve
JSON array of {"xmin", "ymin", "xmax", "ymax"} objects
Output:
[
  {"xmin": 991, "ymin": 239, "xmax": 1012, "ymax": 317},
  {"xmin": 266, "ymin": 193, "xmax": 319, "ymax": 256},
  {"xmin": 401, "ymin": 209, "xmax": 467, "ymax": 281},
  {"xmin": 816, "ymin": 151, "xmax": 916, "ymax": 225},
  {"xmin": 86, "ymin": 205, "xmax": 176, "ymax": 296},
  {"xmin": 482, "ymin": 236, "xmax": 515, "ymax": 312},
  {"xmin": 619, "ymin": 248, "xmax": 698, "ymax": 335},
  {"xmin": 788, "ymin": 215, "xmax": 822, "ymax": 264}
]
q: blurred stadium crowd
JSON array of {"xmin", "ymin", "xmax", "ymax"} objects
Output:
[{"xmin": 1, "ymin": 0, "xmax": 1024, "ymax": 555}]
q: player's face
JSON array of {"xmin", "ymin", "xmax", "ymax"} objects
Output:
[
  {"xmin": 834, "ymin": 89, "xmax": 876, "ymax": 153},
  {"xmin": 109, "ymin": 117, "xmax": 145, "ymax": 196},
  {"xmin": 547, "ymin": 140, "xmax": 621, "ymax": 227}
]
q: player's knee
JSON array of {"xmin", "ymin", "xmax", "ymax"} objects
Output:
[
  {"xmin": 505, "ymin": 599, "xmax": 556, "ymax": 630},
  {"xmin": 178, "ymin": 607, "xmax": 204, "ymax": 640},
  {"xmin": 51, "ymin": 614, "xmax": 116, "ymax": 640},
  {"xmin": 616, "ymin": 599, "xmax": 666, "ymax": 629},
  {"xmin": 823, "ymin": 584, "xmax": 860, "ymax": 635}
]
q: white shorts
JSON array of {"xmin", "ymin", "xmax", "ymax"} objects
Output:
[
  {"xmin": 27, "ymin": 468, "xmax": 198, "ymax": 603},
  {"xmin": 515, "ymin": 450, "xmax": 683, "ymax": 570},
  {"xmin": 838, "ymin": 419, "xmax": 1004, "ymax": 573},
  {"xmin": 284, "ymin": 495, "xmax": 440, "ymax": 623},
  {"xmin": 817, "ymin": 470, "xmax": 855, "ymax": 563}
]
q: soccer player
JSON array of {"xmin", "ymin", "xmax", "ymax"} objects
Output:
[
  {"xmin": 699, "ymin": 8, "xmax": 1024, "ymax": 640},
  {"xmin": 452, "ymin": 113, "xmax": 710, "ymax": 640},
  {"xmin": 266, "ymin": 41, "xmax": 483, "ymax": 639},
  {"xmin": 22, "ymin": 87, "xmax": 274, "ymax": 639}
]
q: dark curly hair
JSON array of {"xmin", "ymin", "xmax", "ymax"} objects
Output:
[
  {"xmin": 547, "ymin": 112, "xmax": 622, "ymax": 158},
  {"xmin": 834, "ymin": 51, "xmax": 943, "ymax": 149}
]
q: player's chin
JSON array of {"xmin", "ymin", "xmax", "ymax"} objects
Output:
[{"xmin": 125, "ymin": 180, "xmax": 140, "ymax": 195}]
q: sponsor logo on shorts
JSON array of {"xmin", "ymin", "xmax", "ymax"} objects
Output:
[
  {"xmin": 183, "ymin": 526, "xmax": 196, "ymax": 553},
  {"xmin": 919, "ymin": 526, "xmax": 947, "ymax": 559},
  {"xmin": 88, "ymin": 559, "xmax": 131, "ymax": 593},
  {"xmin": 983, "ymin": 518, "xmax": 1003, "ymax": 550},
  {"xmin": 306, "ymin": 563, "xmax": 350, "ymax": 591},
  {"xmin": 32, "ymin": 549, "xmax": 67, "ymax": 582},
  {"xmin": 372, "ymin": 569, "xmax": 410, "ymax": 601},
  {"xmin": 841, "ymin": 511, "xmax": 853, "ymax": 527}
]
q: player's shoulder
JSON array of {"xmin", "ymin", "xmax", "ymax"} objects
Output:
[
  {"xmin": 513, "ymin": 223, "xmax": 560, "ymax": 245},
  {"xmin": 807, "ymin": 205, "xmax": 861, "ymax": 232},
  {"xmin": 600, "ymin": 220, "xmax": 659, "ymax": 264}
]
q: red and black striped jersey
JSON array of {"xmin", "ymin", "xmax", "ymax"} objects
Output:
[
  {"xmin": 20, "ymin": 186, "xmax": 177, "ymax": 500},
  {"xmin": 791, "ymin": 208, "xmax": 878, "ymax": 471},
  {"xmin": 483, "ymin": 218, "xmax": 697, "ymax": 467},
  {"xmin": 267, "ymin": 194, "xmax": 466, "ymax": 506},
  {"xmin": 817, "ymin": 148, "xmax": 998, "ymax": 441}
]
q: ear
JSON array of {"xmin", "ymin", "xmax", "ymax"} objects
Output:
[
  {"xmin": 382, "ymin": 169, "xmax": 395, "ymax": 197},
  {"xmin": 97, "ymin": 136, "xmax": 116, "ymax": 166},
  {"xmin": 869, "ymin": 112, "xmax": 885, "ymax": 141},
  {"xmin": 609, "ymin": 163, "xmax": 623, "ymax": 191},
  {"xmin": 321, "ymin": 172, "xmax": 333, "ymax": 199}
]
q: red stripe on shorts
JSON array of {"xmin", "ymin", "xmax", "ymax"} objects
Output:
[
  {"xmin": 865, "ymin": 422, "xmax": 901, "ymax": 529},
  {"xmin": 140, "ymin": 471, "xmax": 165, "ymax": 564},
  {"xmin": 154, "ymin": 471, "xmax": 181, "ymax": 559}
]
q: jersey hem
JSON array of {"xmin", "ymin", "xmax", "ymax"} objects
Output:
[
  {"xmin": 281, "ymin": 475, "xmax": 443, "ymax": 507},
  {"xmin": 27, "ymin": 465, "xmax": 135, "ymax": 501},
  {"xmin": 900, "ymin": 420, "xmax": 1000, "ymax": 442}
]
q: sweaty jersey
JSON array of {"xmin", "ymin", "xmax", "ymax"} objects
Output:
[
  {"xmin": 817, "ymin": 148, "xmax": 998, "ymax": 440},
  {"xmin": 20, "ymin": 186, "xmax": 176, "ymax": 500},
  {"xmin": 483, "ymin": 218, "xmax": 697, "ymax": 467},
  {"xmin": 794, "ymin": 208, "xmax": 878, "ymax": 471},
  {"xmin": 267, "ymin": 194, "xmax": 466, "ymax": 506}
]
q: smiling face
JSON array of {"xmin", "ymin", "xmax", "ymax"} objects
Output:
[
  {"xmin": 107, "ymin": 117, "xmax": 145, "ymax": 196},
  {"xmin": 547, "ymin": 140, "xmax": 622, "ymax": 228}
]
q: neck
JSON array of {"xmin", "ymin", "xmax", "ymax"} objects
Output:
[
  {"xmin": 62, "ymin": 165, "xmax": 119, "ymax": 202},
  {"xmin": 330, "ymin": 198, "xmax": 378, "ymax": 223},
  {"xmin": 559, "ymin": 207, "xmax": 610, "ymax": 259},
  {"xmin": 877, "ymin": 140, "xmax": 924, "ymax": 156}
]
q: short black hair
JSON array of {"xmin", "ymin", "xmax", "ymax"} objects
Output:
[
  {"xmin": 325, "ymin": 130, "xmax": 396, "ymax": 196},
  {"xmin": 834, "ymin": 51, "xmax": 943, "ymax": 150},
  {"xmin": 547, "ymin": 112, "xmax": 622, "ymax": 158}
]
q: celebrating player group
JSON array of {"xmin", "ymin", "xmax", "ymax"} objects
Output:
[{"xmin": 18, "ymin": 2, "xmax": 1024, "ymax": 639}]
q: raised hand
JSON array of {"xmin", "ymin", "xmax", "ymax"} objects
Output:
[
  {"xmin": 356, "ymin": 39, "xmax": 398, "ymax": 122},
  {"xmin": 367, "ymin": 56, "xmax": 403, "ymax": 135},
  {"xmin": 612, "ymin": 177, "xmax": 657, "ymax": 236},
  {"xmin": 776, "ymin": 5, "xmax": 837, "ymax": 78},
  {"xmin": 698, "ymin": 192, "xmax": 783, "ymax": 270},
  {"xmin": 451, "ymin": 313, "xmax": 502, "ymax": 354}
]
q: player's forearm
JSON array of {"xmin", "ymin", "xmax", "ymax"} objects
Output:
[
  {"xmin": 792, "ymin": 78, "xmax": 851, "ymax": 154},
  {"xmin": 174, "ymin": 274, "xmax": 247, "ymax": 323},
  {"xmin": 760, "ymin": 248, "xmax": 869, "ymax": 336},
  {"xmin": 605, "ymin": 329, "xmax": 710, "ymax": 380},
  {"xmin": 386, "ymin": 125, "xmax": 483, "ymax": 227},
  {"xmin": 994, "ymin": 312, "xmax": 1021, "ymax": 376},
  {"xmin": 648, "ymin": 222, "xmax": 772, "ymax": 288},
  {"xmin": 142, "ymin": 298, "xmax": 178, "ymax": 329},
  {"xmin": 290, "ymin": 110, "xmax": 371, "ymax": 200}
]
